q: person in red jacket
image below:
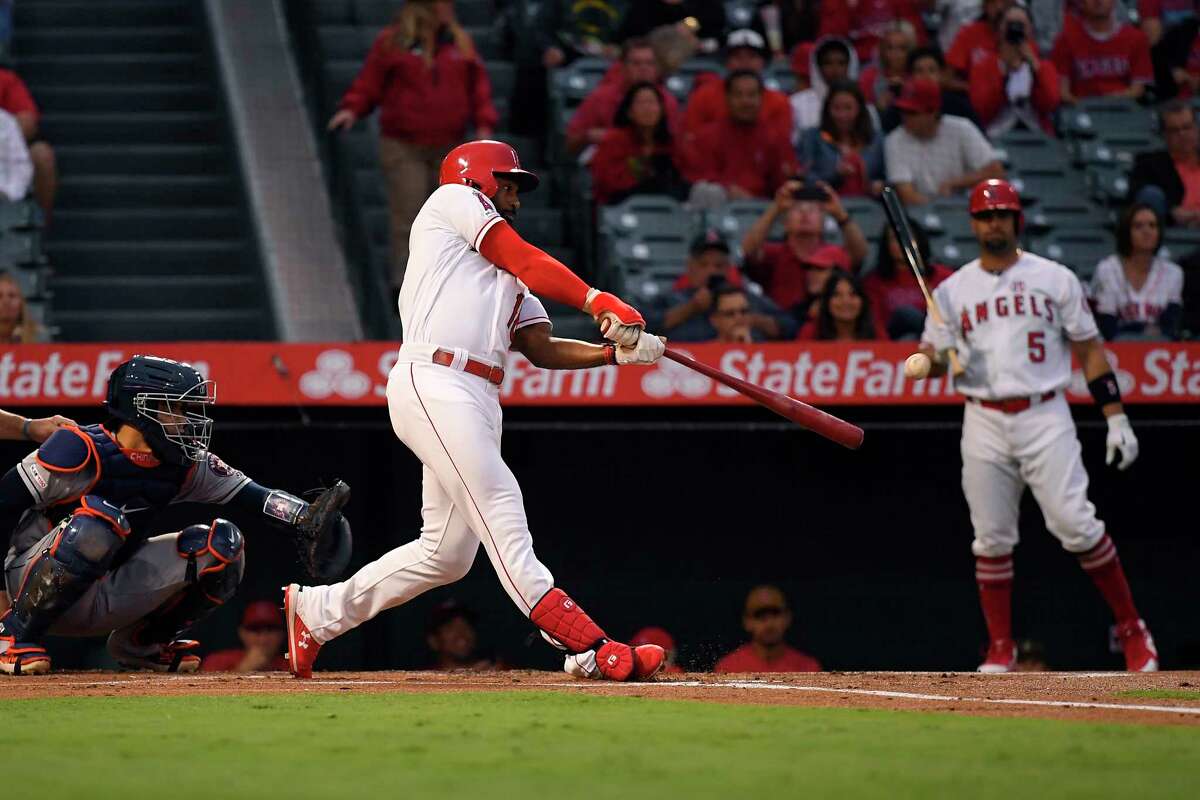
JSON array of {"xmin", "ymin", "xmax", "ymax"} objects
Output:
[
  {"xmin": 1052, "ymin": 0, "xmax": 1153, "ymax": 103},
  {"xmin": 714, "ymin": 585, "xmax": 821, "ymax": 673},
  {"xmin": 201, "ymin": 601, "xmax": 289, "ymax": 673},
  {"xmin": 327, "ymin": 0, "xmax": 498, "ymax": 291},
  {"xmin": 817, "ymin": 0, "xmax": 927, "ymax": 62},
  {"xmin": 683, "ymin": 29, "xmax": 792, "ymax": 142},
  {"xmin": 969, "ymin": 4, "xmax": 1061, "ymax": 137},
  {"xmin": 682, "ymin": 71, "xmax": 798, "ymax": 201},
  {"xmin": 589, "ymin": 82, "xmax": 688, "ymax": 205},
  {"xmin": 946, "ymin": 0, "xmax": 1018, "ymax": 88}
]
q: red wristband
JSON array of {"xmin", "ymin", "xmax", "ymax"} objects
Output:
[{"xmin": 602, "ymin": 344, "xmax": 616, "ymax": 365}]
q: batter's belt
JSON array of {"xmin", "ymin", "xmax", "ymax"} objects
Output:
[{"xmin": 969, "ymin": 390, "xmax": 1057, "ymax": 414}]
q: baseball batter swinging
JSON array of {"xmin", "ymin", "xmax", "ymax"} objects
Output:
[
  {"xmin": 919, "ymin": 179, "xmax": 1157, "ymax": 673},
  {"xmin": 284, "ymin": 140, "xmax": 668, "ymax": 681}
]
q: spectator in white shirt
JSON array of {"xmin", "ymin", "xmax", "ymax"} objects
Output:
[
  {"xmin": 1091, "ymin": 203, "xmax": 1185, "ymax": 340},
  {"xmin": 0, "ymin": 108, "xmax": 32, "ymax": 202}
]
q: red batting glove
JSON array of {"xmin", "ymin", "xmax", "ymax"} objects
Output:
[{"xmin": 587, "ymin": 291, "xmax": 645, "ymax": 326}]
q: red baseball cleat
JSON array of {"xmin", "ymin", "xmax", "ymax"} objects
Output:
[
  {"xmin": 632, "ymin": 644, "xmax": 666, "ymax": 680},
  {"xmin": 977, "ymin": 638, "xmax": 1016, "ymax": 673},
  {"xmin": 1117, "ymin": 619, "xmax": 1159, "ymax": 672},
  {"xmin": 283, "ymin": 583, "xmax": 321, "ymax": 679}
]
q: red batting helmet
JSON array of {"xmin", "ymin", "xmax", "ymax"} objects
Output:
[
  {"xmin": 969, "ymin": 178, "xmax": 1023, "ymax": 229},
  {"xmin": 439, "ymin": 139, "xmax": 539, "ymax": 197}
]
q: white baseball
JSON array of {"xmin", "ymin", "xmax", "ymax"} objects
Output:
[{"xmin": 904, "ymin": 352, "xmax": 932, "ymax": 380}]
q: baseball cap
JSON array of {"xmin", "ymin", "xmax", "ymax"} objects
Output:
[
  {"xmin": 798, "ymin": 244, "xmax": 850, "ymax": 270},
  {"xmin": 893, "ymin": 77, "xmax": 941, "ymax": 114},
  {"xmin": 241, "ymin": 601, "xmax": 284, "ymax": 630},
  {"xmin": 631, "ymin": 626, "xmax": 676, "ymax": 651},
  {"xmin": 690, "ymin": 229, "xmax": 731, "ymax": 257},
  {"xmin": 790, "ymin": 42, "xmax": 813, "ymax": 78},
  {"xmin": 725, "ymin": 28, "xmax": 767, "ymax": 59}
]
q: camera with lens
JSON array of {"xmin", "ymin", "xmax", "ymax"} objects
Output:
[{"xmin": 1004, "ymin": 20, "xmax": 1026, "ymax": 45}]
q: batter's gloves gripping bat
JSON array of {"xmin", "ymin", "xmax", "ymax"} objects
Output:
[{"xmin": 294, "ymin": 481, "xmax": 353, "ymax": 581}]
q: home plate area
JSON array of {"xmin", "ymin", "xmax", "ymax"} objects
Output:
[{"xmin": 3, "ymin": 670, "xmax": 1198, "ymax": 726}]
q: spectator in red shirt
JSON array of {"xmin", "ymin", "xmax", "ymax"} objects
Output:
[
  {"xmin": 863, "ymin": 218, "xmax": 954, "ymax": 338},
  {"xmin": 946, "ymin": 0, "xmax": 1018, "ymax": 87},
  {"xmin": 328, "ymin": 0, "xmax": 497, "ymax": 291},
  {"xmin": 565, "ymin": 38, "xmax": 681, "ymax": 157},
  {"xmin": 683, "ymin": 71, "xmax": 799, "ymax": 202},
  {"xmin": 1052, "ymin": 0, "xmax": 1153, "ymax": 103},
  {"xmin": 859, "ymin": 19, "xmax": 918, "ymax": 112},
  {"xmin": 741, "ymin": 179, "xmax": 868, "ymax": 318},
  {"xmin": 713, "ymin": 585, "xmax": 821, "ymax": 673},
  {"xmin": 818, "ymin": 0, "xmax": 927, "ymax": 62},
  {"xmin": 684, "ymin": 29, "xmax": 793, "ymax": 142},
  {"xmin": 1139, "ymin": 0, "xmax": 1197, "ymax": 46},
  {"xmin": 969, "ymin": 5, "xmax": 1062, "ymax": 136},
  {"xmin": 589, "ymin": 82, "xmax": 689, "ymax": 205},
  {"xmin": 0, "ymin": 68, "xmax": 56, "ymax": 219},
  {"xmin": 201, "ymin": 601, "xmax": 289, "ymax": 672},
  {"xmin": 797, "ymin": 269, "xmax": 879, "ymax": 339},
  {"xmin": 630, "ymin": 626, "xmax": 685, "ymax": 675}
]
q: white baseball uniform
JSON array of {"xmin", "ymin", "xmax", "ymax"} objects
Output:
[
  {"xmin": 921, "ymin": 252, "xmax": 1107, "ymax": 558},
  {"xmin": 296, "ymin": 184, "xmax": 558, "ymax": 641},
  {"xmin": 1089, "ymin": 255, "xmax": 1183, "ymax": 326}
]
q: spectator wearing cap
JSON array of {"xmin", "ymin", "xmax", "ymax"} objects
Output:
[
  {"xmin": 859, "ymin": 19, "xmax": 918, "ymax": 112},
  {"xmin": 796, "ymin": 81, "xmax": 886, "ymax": 197},
  {"xmin": 328, "ymin": 0, "xmax": 497, "ymax": 293},
  {"xmin": 818, "ymin": 0, "xmax": 928, "ymax": 62},
  {"xmin": 648, "ymin": 230, "xmax": 797, "ymax": 342},
  {"xmin": 968, "ymin": 4, "xmax": 1061, "ymax": 137},
  {"xmin": 0, "ymin": 68, "xmax": 55, "ymax": 218},
  {"xmin": 617, "ymin": 0, "xmax": 728, "ymax": 55},
  {"xmin": 790, "ymin": 42, "xmax": 814, "ymax": 94},
  {"xmin": 631, "ymin": 627, "xmax": 685, "ymax": 675},
  {"xmin": 201, "ymin": 601, "xmax": 289, "ymax": 672},
  {"xmin": 880, "ymin": 46, "xmax": 983, "ymax": 132},
  {"xmin": 684, "ymin": 29, "xmax": 793, "ymax": 142},
  {"xmin": 863, "ymin": 217, "xmax": 954, "ymax": 339},
  {"xmin": 566, "ymin": 37, "xmax": 682, "ymax": 157},
  {"xmin": 797, "ymin": 269, "xmax": 879, "ymax": 340},
  {"xmin": 426, "ymin": 600, "xmax": 503, "ymax": 671},
  {"xmin": 790, "ymin": 36, "xmax": 860, "ymax": 137},
  {"xmin": 752, "ymin": 0, "xmax": 822, "ymax": 61},
  {"xmin": 714, "ymin": 585, "xmax": 821, "ymax": 673},
  {"xmin": 590, "ymin": 82, "xmax": 689, "ymax": 205},
  {"xmin": 884, "ymin": 78, "xmax": 1003, "ymax": 206},
  {"xmin": 1052, "ymin": 0, "xmax": 1153, "ymax": 103},
  {"xmin": 741, "ymin": 179, "xmax": 868, "ymax": 320},
  {"xmin": 682, "ymin": 71, "xmax": 799, "ymax": 202}
]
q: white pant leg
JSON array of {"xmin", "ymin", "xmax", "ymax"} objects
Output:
[
  {"xmin": 299, "ymin": 464, "xmax": 480, "ymax": 643},
  {"xmin": 391, "ymin": 362, "xmax": 554, "ymax": 615},
  {"xmin": 961, "ymin": 403, "xmax": 1025, "ymax": 558},
  {"xmin": 1012, "ymin": 397, "xmax": 1105, "ymax": 553}
]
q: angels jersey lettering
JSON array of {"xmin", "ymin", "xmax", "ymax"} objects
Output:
[
  {"xmin": 1051, "ymin": 18, "xmax": 1152, "ymax": 98},
  {"xmin": 922, "ymin": 252, "xmax": 1099, "ymax": 399}
]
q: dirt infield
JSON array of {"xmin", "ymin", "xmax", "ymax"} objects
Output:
[{"xmin": 3, "ymin": 669, "xmax": 1199, "ymax": 726}]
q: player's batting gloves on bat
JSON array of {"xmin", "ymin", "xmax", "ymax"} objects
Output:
[
  {"xmin": 616, "ymin": 332, "xmax": 666, "ymax": 365},
  {"xmin": 585, "ymin": 288, "xmax": 645, "ymax": 347},
  {"xmin": 1105, "ymin": 414, "xmax": 1139, "ymax": 470}
]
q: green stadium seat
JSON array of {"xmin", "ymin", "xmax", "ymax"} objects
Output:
[
  {"xmin": 1071, "ymin": 134, "xmax": 1160, "ymax": 169},
  {"xmin": 929, "ymin": 234, "xmax": 979, "ymax": 267},
  {"xmin": 1160, "ymin": 228, "xmax": 1200, "ymax": 261},
  {"xmin": 0, "ymin": 200, "xmax": 42, "ymax": 230},
  {"xmin": 1059, "ymin": 97, "xmax": 1155, "ymax": 139},
  {"xmin": 600, "ymin": 195, "xmax": 694, "ymax": 239},
  {"xmin": 0, "ymin": 231, "xmax": 40, "ymax": 265},
  {"xmin": 1029, "ymin": 228, "xmax": 1115, "ymax": 280},
  {"xmin": 842, "ymin": 197, "xmax": 887, "ymax": 238},
  {"xmin": 1085, "ymin": 164, "xmax": 1130, "ymax": 206},
  {"xmin": 994, "ymin": 131, "xmax": 1071, "ymax": 172},
  {"xmin": 1024, "ymin": 200, "xmax": 1107, "ymax": 233},
  {"xmin": 613, "ymin": 235, "xmax": 689, "ymax": 268},
  {"xmin": 764, "ymin": 65, "xmax": 796, "ymax": 95},
  {"xmin": 713, "ymin": 200, "xmax": 773, "ymax": 244},
  {"xmin": 915, "ymin": 198, "xmax": 970, "ymax": 237},
  {"xmin": 551, "ymin": 57, "xmax": 611, "ymax": 106},
  {"xmin": 1009, "ymin": 168, "xmax": 1088, "ymax": 206}
]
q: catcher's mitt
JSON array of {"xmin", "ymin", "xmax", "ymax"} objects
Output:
[{"xmin": 295, "ymin": 480, "xmax": 353, "ymax": 581}]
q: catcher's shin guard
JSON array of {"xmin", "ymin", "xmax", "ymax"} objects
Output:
[{"xmin": 147, "ymin": 519, "xmax": 245, "ymax": 642}]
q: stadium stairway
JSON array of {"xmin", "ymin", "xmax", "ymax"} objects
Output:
[{"xmin": 13, "ymin": 0, "xmax": 276, "ymax": 341}]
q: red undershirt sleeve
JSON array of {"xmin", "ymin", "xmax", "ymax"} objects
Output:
[{"xmin": 478, "ymin": 220, "xmax": 591, "ymax": 310}]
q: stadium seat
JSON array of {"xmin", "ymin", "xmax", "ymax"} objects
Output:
[
  {"xmin": 515, "ymin": 208, "xmax": 566, "ymax": 248},
  {"xmin": 929, "ymin": 234, "xmax": 979, "ymax": 267},
  {"xmin": 485, "ymin": 61, "xmax": 516, "ymax": 101},
  {"xmin": 994, "ymin": 130, "xmax": 1071, "ymax": 172},
  {"xmin": 666, "ymin": 59, "xmax": 721, "ymax": 101},
  {"xmin": 1024, "ymin": 200, "xmax": 1107, "ymax": 233},
  {"xmin": 323, "ymin": 60, "xmax": 362, "ymax": 113},
  {"xmin": 600, "ymin": 195, "xmax": 694, "ymax": 240},
  {"xmin": 551, "ymin": 57, "xmax": 610, "ymax": 106},
  {"xmin": 613, "ymin": 235, "xmax": 689, "ymax": 267},
  {"xmin": 1160, "ymin": 228, "xmax": 1200, "ymax": 262},
  {"xmin": 353, "ymin": 0, "xmax": 398, "ymax": 27},
  {"xmin": 0, "ymin": 231, "xmax": 40, "ymax": 265},
  {"xmin": 1028, "ymin": 228, "xmax": 1115, "ymax": 280},
  {"xmin": 456, "ymin": 0, "xmax": 494, "ymax": 27},
  {"xmin": 1085, "ymin": 164, "xmax": 1130, "ymax": 206},
  {"xmin": 0, "ymin": 200, "xmax": 42, "ymax": 230},
  {"xmin": 765, "ymin": 65, "xmax": 796, "ymax": 95},
  {"xmin": 5, "ymin": 265, "xmax": 42, "ymax": 298},
  {"xmin": 309, "ymin": 0, "xmax": 354, "ymax": 25},
  {"xmin": 916, "ymin": 198, "xmax": 971, "ymax": 238},
  {"xmin": 1059, "ymin": 97, "xmax": 1155, "ymax": 139},
  {"xmin": 317, "ymin": 25, "xmax": 367, "ymax": 61},
  {"xmin": 1071, "ymin": 134, "xmax": 1160, "ymax": 169},
  {"xmin": 1009, "ymin": 168, "xmax": 1088, "ymax": 206},
  {"xmin": 714, "ymin": 200, "xmax": 774, "ymax": 245},
  {"xmin": 843, "ymin": 197, "xmax": 887, "ymax": 238}
]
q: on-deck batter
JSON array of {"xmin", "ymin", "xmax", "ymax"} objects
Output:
[
  {"xmin": 284, "ymin": 140, "xmax": 668, "ymax": 681},
  {"xmin": 919, "ymin": 179, "xmax": 1158, "ymax": 673}
]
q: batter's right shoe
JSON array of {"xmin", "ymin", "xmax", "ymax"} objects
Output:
[
  {"xmin": 977, "ymin": 638, "xmax": 1017, "ymax": 673},
  {"xmin": 283, "ymin": 583, "xmax": 320, "ymax": 679},
  {"xmin": 1117, "ymin": 619, "xmax": 1159, "ymax": 672},
  {"xmin": 566, "ymin": 642, "xmax": 667, "ymax": 681},
  {"xmin": 0, "ymin": 639, "xmax": 50, "ymax": 676}
]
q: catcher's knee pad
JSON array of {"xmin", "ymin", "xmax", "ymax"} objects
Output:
[
  {"xmin": 177, "ymin": 519, "xmax": 244, "ymax": 601},
  {"xmin": 56, "ymin": 496, "xmax": 131, "ymax": 578}
]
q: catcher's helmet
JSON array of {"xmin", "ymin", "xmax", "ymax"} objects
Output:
[
  {"xmin": 969, "ymin": 178, "xmax": 1023, "ymax": 230},
  {"xmin": 439, "ymin": 140, "xmax": 539, "ymax": 197},
  {"xmin": 105, "ymin": 355, "xmax": 216, "ymax": 465}
]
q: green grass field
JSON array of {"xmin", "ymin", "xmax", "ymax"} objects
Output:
[{"xmin": 8, "ymin": 692, "xmax": 1198, "ymax": 799}]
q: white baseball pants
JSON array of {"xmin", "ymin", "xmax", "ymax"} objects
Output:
[
  {"xmin": 297, "ymin": 353, "xmax": 555, "ymax": 643},
  {"xmin": 961, "ymin": 394, "xmax": 1105, "ymax": 558}
]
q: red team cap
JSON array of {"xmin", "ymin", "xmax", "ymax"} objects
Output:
[
  {"xmin": 893, "ymin": 78, "xmax": 941, "ymax": 114},
  {"xmin": 439, "ymin": 140, "xmax": 540, "ymax": 197},
  {"xmin": 241, "ymin": 601, "xmax": 284, "ymax": 630},
  {"xmin": 630, "ymin": 626, "xmax": 676, "ymax": 652}
]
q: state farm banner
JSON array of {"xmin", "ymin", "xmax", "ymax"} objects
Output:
[{"xmin": 1, "ymin": 342, "xmax": 1198, "ymax": 407}]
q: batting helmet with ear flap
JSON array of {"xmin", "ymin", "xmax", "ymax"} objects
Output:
[
  {"xmin": 969, "ymin": 178, "xmax": 1024, "ymax": 231},
  {"xmin": 439, "ymin": 140, "xmax": 540, "ymax": 197}
]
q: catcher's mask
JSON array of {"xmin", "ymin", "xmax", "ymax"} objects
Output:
[{"xmin": 105, "ymin": 355, "xmax": 216, "ymax": 465}]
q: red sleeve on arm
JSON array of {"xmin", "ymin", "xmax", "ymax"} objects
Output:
[
  {"xmin": 968, "ymin": 58, "xmax": 1004, "ymax": 127},
  {"xmin": 1138, "ymin": 0, "xmax": 1161, "ymax": 18},
  {"xmin": 1032, "ymin": 59, "xmax": 1062, "ymax": 116},
  {"xmin": 1130, "ymin": 29, "xmax": 1154, "ymax": 82},
  {"xmin": 479, "ymin": 222, "xmax": 591, "ymax": 309},
  {"xmin": 0, "ymin": 72, "xmax": 39, "ymax": 118},
  {"xmin": 340, "ymin": 33, "xmax": 390, "ymax": 117}
]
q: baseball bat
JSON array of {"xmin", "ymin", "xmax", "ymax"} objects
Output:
[
  {"xmin": 663, "ymin": 348, "xmax": 864, "ymax": 450},
  {"xmin": 880, "ymin": 186, "xmax": 965, "ymax": 377}
]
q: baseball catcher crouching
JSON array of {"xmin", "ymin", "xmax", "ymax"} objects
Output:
[{"xmin": 0, "ymin": 355, "xmax": 352, "ymax": 675}]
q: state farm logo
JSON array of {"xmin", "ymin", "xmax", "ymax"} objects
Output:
[
  {"xmin": 641, "ymin": 350, "xmax": 712, "ymax": 398},
  {"xmin": 299, "ymin": 350, "xmax": 370, "ymax": 400},
  {"xmin": 1067, "ymin": 351, "xmax": 1135, "ymax": 397}
]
